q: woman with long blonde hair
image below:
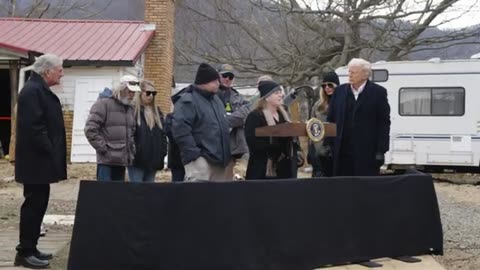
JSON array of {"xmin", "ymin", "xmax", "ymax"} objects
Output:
[
  {"xmin": 307, "ymin": 71, "xmax": 339, "ymax": 177},
  {"xmin": 128, "ymin": 80, "xmax": 167, "ymax": 182},
  {"xmin": 244, "ymin": 81, "xmax": 301, "ymax": 180}
]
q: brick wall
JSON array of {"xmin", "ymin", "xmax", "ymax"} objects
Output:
[
  {"xmin": 144, "ymin": 0, "xmax": 176, "ymax": 114},
  {"xmin": 63, "ymin": 110, "xmax": 73, "ymax": 163}
]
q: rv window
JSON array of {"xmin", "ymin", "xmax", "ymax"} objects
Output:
[
  {"xmin": 432, "ymin": 88, "xmax": 464, "ymax": 116},
  {"xmin": 371, "ymin": 69, "xmax": 388, "ymax": 82},
  {"xmin": 399, "ymin": 87, "xmax": 465, "ymax": 116},
  {"xmin": 399, "ymin": 88, "xmax": 431, "ymax": 116}
]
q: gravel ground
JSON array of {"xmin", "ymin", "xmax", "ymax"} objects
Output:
[
  {"xmin": 2, "ymin": 161, "xmax": 480, "ymax": 269},
  {"xmin": 434, "ymin": 182, "xmax": 480, "ymax": 270}
]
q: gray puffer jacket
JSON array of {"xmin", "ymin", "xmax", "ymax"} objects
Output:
[{"xmin": 84, "ymin": 92, "xmax": 136, "ymax": 166}]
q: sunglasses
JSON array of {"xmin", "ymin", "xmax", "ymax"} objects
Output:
[
  {"xmin": 321, "ymin": 83, "xmax": 337, "ymax": 89},
  {"xmin": 221, "ymin": 73, "xmax": 234, "ymax": 80},
  {"xmin": 127, "ymin": 81, "xmax": 140, "ymax": 86},
  {"xmin": 144, "ymin": 91, "xmax": 157, "ymax": 97}
]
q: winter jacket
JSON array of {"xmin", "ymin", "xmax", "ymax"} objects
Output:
[
  {"xmin": 244, "ymin": 109, "xmax": 298, "ymax": 180},
  {"xmin": 218, "ymin": 86, "xmax": 250, "ymax": 156},
  {"xmin": 172, "ymin": 85, "xmax": 231, "ymax": 167},
  {"xmin": 15, "ymin": 72, "xmax": 67, "ymax": 184},
  {"xmin": 132, "ymin": 108, "xmax": 168, "ymax": 170},
  {"xmin": 327, "ymin": 81, "xmax": 391, "ymax": 176},
  {"xmin": 84, "ymin": 92, "xmax": 136, "ymax": 166}
]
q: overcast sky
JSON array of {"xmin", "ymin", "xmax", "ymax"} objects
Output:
[
  {"xmin": 301, "ymin": 0, "xmax": 479, "ymax": 29},
  {"xmin": 435, "ymin": 0, "xmax": 480, "ymax": 29}
]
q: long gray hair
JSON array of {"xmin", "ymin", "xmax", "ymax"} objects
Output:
[
  {"xmin": 112, "ymin": 83, "xmax": 128, "ymax": 100},
  {"xmin": 134, "ymin": 80, "xmax": 163, "ymax": 129}
]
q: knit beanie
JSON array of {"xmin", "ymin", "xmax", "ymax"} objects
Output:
[
  {"xmin": 322, "ymin": 72, "xmax": 340, "ymax": 85},
  {"xmin": 194, "ymin": 63, "xmax": 220, "ymax": 85},
  {"xmin": 258, "ymin": 81, "xmax": 281, "ymax": 98}
]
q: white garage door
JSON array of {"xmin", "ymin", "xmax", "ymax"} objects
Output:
[{"xmin": 71, "ymin": 78, "xmax": 113, "ymax": 162}]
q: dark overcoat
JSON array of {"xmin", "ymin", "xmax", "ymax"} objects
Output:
[
  {"xmin": 327, "ymin": 80, "xmax": 390, "ymax": 176},
  {"xmin": 15, "ymin": 72, "xmax": 67, "ymax": 184}
]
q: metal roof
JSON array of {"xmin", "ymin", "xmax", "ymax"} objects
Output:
[{"xmin": 0, "ymin": 18, "xmax": 155, "ymax": 65}]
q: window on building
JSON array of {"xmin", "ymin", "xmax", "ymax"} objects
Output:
[
  {"xmin": 371, "ymin": 69, "xmax": 388, "ymax": 82},
  {"xmin": 399, "ymin": 87, "xmax": 465, "ymax": 116}
]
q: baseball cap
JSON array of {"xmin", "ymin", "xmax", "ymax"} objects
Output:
[
  {"xmin": 120, "ymin": 75, "xmax": 141, "ymax": 92},
  {"xmin": 217, "ymin": 64, "xmax": 235, "ymax": 75}
]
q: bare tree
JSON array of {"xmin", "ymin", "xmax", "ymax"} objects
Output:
[
  {"xmin": 175, "ymin": 0, "xmax": 480, "ymax": 85},
  {"xmin": 0, "ymin": 0, "xmax": 113, "ymax": 19}
]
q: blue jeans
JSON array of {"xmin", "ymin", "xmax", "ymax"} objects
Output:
[
  {"xmin": 128, "ymin": 166, "xmax": 156, "ymax": 182},
  {"xmin": 96, "ymin": 165, "xmax": 126, "ymax": 181}
]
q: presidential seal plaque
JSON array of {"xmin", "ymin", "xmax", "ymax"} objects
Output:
[
  {"xmin": 306, "ymin": 118, "xmax": 325, "ymax": 142},
  {"xmin": 255, "ymin": 121, "xmax": 335, "ymax": 138}
]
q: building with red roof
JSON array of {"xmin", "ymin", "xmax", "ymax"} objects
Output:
[{"xmin": 0, "ymin": 18, "xmax": 157, "ymax": 162}]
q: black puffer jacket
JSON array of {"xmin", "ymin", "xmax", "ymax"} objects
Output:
[{"xmin": 133, "ymin": 108, "xmax": 167, "ymax": 170}]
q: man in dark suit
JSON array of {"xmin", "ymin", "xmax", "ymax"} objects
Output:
[
  {"xmin": 327, "ymin": 58, "xmax": 390, "ymax": 176},
  {"xmin": 14, "ymin": 54, "xmax": 67, "ymax": 269}
]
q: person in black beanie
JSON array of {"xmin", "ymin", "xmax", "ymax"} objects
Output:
[
  {"xmin": 244, "ymin": 80, "xmax": 301, "ymax": 180},
  {"xmin": 307, "ymin": 71, "xmax": 339, "ymax": 177},
  {"xmin": 171, "ymin": 63, "xmax": 231, "ymax": 181}
]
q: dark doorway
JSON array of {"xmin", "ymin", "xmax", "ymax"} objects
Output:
[{"xmin": 0, "ymin": 69, "xmax": 11, "ymax": 155}]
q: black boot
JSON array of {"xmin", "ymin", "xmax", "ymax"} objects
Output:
[
  {"xmin": 34, "ymin": 249, "xmax": 53, "ymax": 260},
  {"xmin": 14, "ymin": 254, "xmax": 49, "ymax": 269}
]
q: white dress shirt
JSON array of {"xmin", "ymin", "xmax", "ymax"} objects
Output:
[{"xmin": 351, "ymin": 81, "xmax": 367, "ymax": 100}]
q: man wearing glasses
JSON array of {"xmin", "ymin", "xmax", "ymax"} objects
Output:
[
  {"xmin": 84, "ymin": 75, "xmax": 141, "ymax": 181},
  {"xmin": 217, "ymin": 64, "xmax": 251, "ymax": 180}
]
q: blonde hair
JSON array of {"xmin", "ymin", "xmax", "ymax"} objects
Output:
[
  {"xmin": 314, "ymin": 85, "xmax": 331, "ymax": 114},
  {"xmin": 253, "ymin": 98, "xmax": 268, "ymax": 111},
  {"xmin": 134, "ymin": 80, "xmax": 163, "ymax": 129},
  {"xmin": 254, "ymin": 97, "xmax": 290, "ymax": 123}
]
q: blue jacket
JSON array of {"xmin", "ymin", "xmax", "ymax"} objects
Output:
[{"xmin": 172, "ymin": 85, "xmax": 231, "ymax": 167}]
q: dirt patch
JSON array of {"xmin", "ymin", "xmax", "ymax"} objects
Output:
[
  {"xmin": 50, "ymin": 241, "xmax": 71, "ymax": 270},
  {"xmin": 433, "ymin": 173, "xmax": 480, "ymax": 185},
  {"xmin": 435, "ymin": 182, "xmax": 480, "ymax": 205}
]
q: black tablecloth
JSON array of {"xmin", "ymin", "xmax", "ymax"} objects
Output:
[{"xmin": 68, "ymin": 172, "xmax": 443, "ymax": 270}]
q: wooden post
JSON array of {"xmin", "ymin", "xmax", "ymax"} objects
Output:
[
  {"xmin": 10, "ymin": 60, "xmax": 18, "ymax": 117},
  {"xmin": 8, "ymin": 60, "xmax": 19, "ymax": 160}
]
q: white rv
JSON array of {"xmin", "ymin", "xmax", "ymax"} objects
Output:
[{"xmin": 335, "ymin": 57, "xmax": 480, "ymax": 172}]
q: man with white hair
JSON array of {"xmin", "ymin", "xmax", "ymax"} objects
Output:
[
  {"xmin": 84, "ymin": 75, "xmax": 141, "ymax": 181},
  {"xmin": 14, "ymin": 54, "xmax": 67, "ymax": 268},
  {"xmin": 327, "ymin": 58, "xmax": 391, "ymax": 176}
]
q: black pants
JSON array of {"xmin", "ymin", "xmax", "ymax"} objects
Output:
[
  {"xmin": 336, "ymin": 154, "xmax": 355, "ymax": 176},
  {"xmin": 170, "ymin": 167, "xmax": 185, "ymax": 182},
  {"xmin": 16, "ymin": 184, "xmax": 50, "ymax": 256},
  {"xmin": 312, "ymin": 156, "xmax": 333, "ymax": 177}
]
